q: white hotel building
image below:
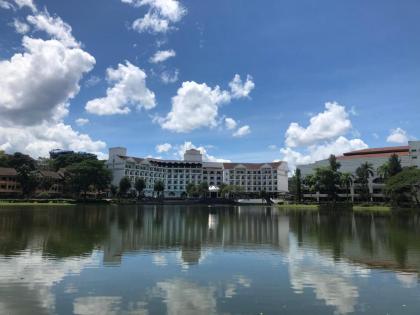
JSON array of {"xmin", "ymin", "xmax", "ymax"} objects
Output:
[
  {"xmin": 106, "ymin": 147, "xmax": 288, "ymax": 197},
  {"xmin": 299, "ymin": 140, "xmax": 420, "ymax": 201}
]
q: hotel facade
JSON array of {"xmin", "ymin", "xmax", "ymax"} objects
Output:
[
  {"xmin": 298, "ymin": 140, "xmax": 420, "ymax": 201},
  {"xmin": 106, "ymin": 147, "xmax": 288, "ymax": 197}
]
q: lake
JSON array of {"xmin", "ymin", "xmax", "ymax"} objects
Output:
[{"xmin": 0, "ymin": 205, "xmax": 420, "ymax": 314}]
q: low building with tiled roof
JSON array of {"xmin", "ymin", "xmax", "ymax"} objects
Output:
[
  {"xmin": 107, "ymin": 147, "xmax": 288, "ymax": 197},
  {"xmin": 298, "ymin": 141, "xmax": 420, "ymax": 201},
  {"xmin": 0, "ymin": 167, "xmax": 21, "ymax": 197}
]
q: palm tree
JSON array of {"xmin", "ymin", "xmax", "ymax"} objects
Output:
[
  {"xmin": 340, "ymin": 172, "xmax": 353, "ymax": 201},
  {"xmin": 377, "ymin": 163, "xmax": 390, "ymax": 180},
  {"xmin": 356, "ymin": 162, "xmax": 374, "ymax": 202}
]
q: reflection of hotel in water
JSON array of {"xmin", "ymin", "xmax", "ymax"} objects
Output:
[{"xmin": 103, "ymin": 206, "xmax": 290, "ymax": 265}]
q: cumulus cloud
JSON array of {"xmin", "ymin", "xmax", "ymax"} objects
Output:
[
  {"xmin": 75, "ymin": 118, "xmax": 89, "ymax": 126},
  {"xmin": 0, "ymin": 36, "xmax": 95, "ymax": 126},
  {"xmin": 12, "ymin": 18, "xmax": 30, "ymax": 34},
  {"xmin": 225, "ymin": 117, "xmax": 237, "ymax": 130},
  {"xmin": 280, "ymin": 103, "xmax": 368, "ymax": 171},
  {"xmin": 123, "ymin": 0, "xmax": 186, "ymax": 34},
  {"xmin": 84, "ymin": 75, "xmax": 101, "ymax": 88},
  {"xmin": 156, "ymin": 142, "xmax": 172, "ymax": 153},
  {"xmin": 386, "ymin": 128, "xmax": 409, "ymax": 144},
  {"xmin": 229, "ymin": 74, "xmax": 255, "ymax": 99},
  {"xmin": 160, "ymin": 69, "xmax": 179, "ymax": 84},
  {"xmin": 176, "ymin": 141, "xmax": 230, "ymax": 162},
  {"xmin": 233, "ymin": 125, "xmax": 251, "ymax": 138},
  {"xmin": 0, "ymin": 6, "xmax": 107, "ymax": 159},
  {"xmin": 285, "ymin": 102, "xmax": 352, "ymax": 148},
  {"xmin": 150, "ymin": 49, "xmax": 176, "ymax": 63},
  {"xmin": 13, "ymin": 0, "xmax": 36, "ymax": 11},
  {"xmin": 157, "ymin": 74, "xmax": 254, "ymax": 133},
  {"xmin": 0, "ymin": 123, "xmax": 106, "ymax": 159},
  {"xmin": 85, "ymin": 61, "xmax": 156, "ymax": 115},
  {"xmin": 27, "ymin": 10, "xmax": 79, "ymax": 47},
  {"xmin": 0, "ymin": 0, "xmax": 14, "ymax": 9}
]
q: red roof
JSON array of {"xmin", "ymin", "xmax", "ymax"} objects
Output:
[
  {"xmin": 338, "ymin": 146, "xmax": 409, "ymax": 161},
  {"xmin": 0, "ymin": 167, "xmax": 17, "ymax": 176}
]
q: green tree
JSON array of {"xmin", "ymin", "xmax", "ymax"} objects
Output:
[
  {"xmin": 295, "ymin": 168, "xmax": 303, "ymax": 203},
  {"xmin": 198, "ymin": 182, "xmax": 209, "ymax": 198},
  {"xmin": 118, "ymin": 177, "xmax": 132, "ymax": 198},
  {"xmin": 134, "ymin": 178, "xmax": 146, "ymax": 199},
  {"xmin": 66, "ymin": 160, "xmax": 112, "ymax": 199},
  {"xmin": 154, "ymin": 180, "xmax": 165, "ymax": 198},
  {"xmin": 340, "ymin": 172, "xmax": 353, "ymax": 201},
  {"xmin": 110, "ymin": 184, "xmax": 118, "ymax": 197},
  {"xmin": 355, "ymin": 162, "xmax": 374, "ymax": 202},
  {"xmin": 52, "ymin": 152, "xmax": 97, "ymax": 171},
  {"xmin": 388, "ymin": 154, "xmax": 403, "ymax": 177},
  {"xmin": 9, "ymin": 152, "xmax": 36, "ymax": 170},
  {"xmin": 385, "ymin": 167, "xmax": 420, "ymax": 207},
  {"xmin": 377, "ymin": 163, "xmax": 390, "ymax": 180},
  {"xmin": 303, "ymin": 174, "xmax": 319, "ymax": 194},
  {"xmin": 186, "ymin": 182, "xmax": 197, "ymax": 198},
  {"xmin": 16, "ymin": 165, "xmax": 38, "ymax": 198}
]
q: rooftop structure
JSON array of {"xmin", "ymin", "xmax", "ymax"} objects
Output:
[{"xmin": 106, "ymin": 147, "xmax": 288, "ymax": 197}]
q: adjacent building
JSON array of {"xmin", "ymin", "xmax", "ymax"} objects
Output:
[
  {"xmin": 0, "ymin": 167, "xmax": 20, "ymax": 197},
  {"xmin": 298, "ymin": 140, "xmax": 420, "ymax": 201},
  {"xmin": 106, "ymin": 147, "xmax": 288, "ymax": 197}
]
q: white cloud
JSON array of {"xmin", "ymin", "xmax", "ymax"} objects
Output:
[
  {"xmin": 224, "ymin": 117, "xmax": 237, "ymax": 130},
  {"xmin": 123, "ymin": 0, "xmax": 186, "ymax": 34},
  {"xmin": 85, "ymin": 61, "xmax": 156, "ymax": 115},
  {"xmin": 0, "ymin": 9, "xmax": 107, "ymax": 159},
  {"xmin": 12, "ymin": 18, "xmax": 30, "ymax": 34},
  {"xmin": 229, "ymin": 74, "xmax": 255, "ymax": 99},
  {"xmin": 233, "ymin": 125, "xmax": 251, "ymax": 138},
  {"xmin": 0, "ymin": 0, "xmax": 14, "ymax": 9},
  {"xmin": 268, "ymin": 144, "xmax": 277, "ymax": 150},
  {"xmin": 156, "ymin": 142, "xmax": 172, "ymax": 153},
  {"xmin": 158, "ymin": 81, "xmax": 231, "ymax": 132},
  {"xmin": 75, "ymin": 118, "xmax": 89, "ymax": 126},
  {"xmin": 0, "ymin": 122, "xmax": 106, "ymax": 159},
  {"xmin": 281, "ymin": 136, "xmax": 368, "ymax": 171},
  {"xmin": 27, "ymin": 10, "xmax": 79, "ymax": 47},
  {"xmin": 285, "ymin": 102, "xmax": 352, "ymax": 148},
  {"xmin": 13, "ymin": 0, "xmax": 36, "ymax": 12},
  {"xmin": 386, "ymin": 128, "xmax": 409, "ymax": 144},
  {"xmin": 84, "ymin": 75, "xmax": 101, "ymax": 88},
  {"xmin": 177, "ymin": 141, "xmax": 230, "ymax": 162},
  {"xmin": 150, "ymin": 49, "xmax": 176, "ymax": 63},
  {"xmin": 158, "ymin": 74, "xmax": 254, "ymax": 133},
  {"xmin": 160, "ymin": 69, "xmax": 179, "ymax": 84},
  {"xmin": 0, "ymin": 36, "xmax": 95, "ymax": 126}
]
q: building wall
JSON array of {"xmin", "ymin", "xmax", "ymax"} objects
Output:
[{"xmin": 106, "ymin": 147, "xmax": 289, "ymax": 197}]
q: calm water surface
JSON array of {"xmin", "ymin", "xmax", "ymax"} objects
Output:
[{"xmin": 1, "ymin": 205, "xmax": 420, "ymax": 314}]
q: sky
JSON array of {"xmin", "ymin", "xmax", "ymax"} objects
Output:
[{"xmin": 0, "ymin": 0, "xmax": 419, "ymax": 170}]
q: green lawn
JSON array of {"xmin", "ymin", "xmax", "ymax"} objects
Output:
[
  {"xmin": 352, "ymin": 205, "xmax": 391, "ymax": 213},
  {"xmin": 277, "ymin": 204, "xmax": 319, "ymax": 210},
  {"xmin": 0, "ymin": 201, "xmax": 75, "ymax": 207}
]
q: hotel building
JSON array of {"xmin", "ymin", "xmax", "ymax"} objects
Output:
[
  {"xmin": 106, "ymin": 147, "xmax": 288, "ymax": 197},
  {"xmin": 298, "ymin": 140, "xmax": 420, "ymax": 201}
]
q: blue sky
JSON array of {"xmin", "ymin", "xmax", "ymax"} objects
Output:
[{"xmin": 0, "ymin": 0, "xmax": 419, "ymax": 167}]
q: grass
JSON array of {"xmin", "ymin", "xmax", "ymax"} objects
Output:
[
  {"xmin": 0, "ymin": 201, "xmax": 75, "ymax": 207},
  {"xmin": 353, "ymin": 205, "xmax": 391, "ymax": 213},
  {"xmin": 277, "ymin": 204, "xmax": 319, "ymax": 210}
]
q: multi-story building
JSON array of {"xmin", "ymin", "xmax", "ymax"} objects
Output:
[
  {"xmin": 0, "ymin": 167, "xmax": 21, "ymax": 197},
  {"xmin": 106, "ymin": 147, "xmax": 288, "ymax": 197},
  {"xmin": 298, "ymin": 140, "xmax": 420, "ymax": 201}
]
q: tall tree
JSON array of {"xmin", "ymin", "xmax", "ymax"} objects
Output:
[
  {"xmin": 66, "ymin": 160, "xmax": 112, "ymax": 199},
  {"xmin": 118, "ymin": 177, "xmax": 132, "ymax": 198},
  {"xmin": 355, "ymin": 162, "xmax": 374, "ymax": 202},
  {"xmin": 198, "ymin": 182, "xmax": 209, "ymax": 199},
  {"xmin": 186, "ymin": 183, "xmax": 197, "ymax": 198},
  {"xmin": 9, "ymin": 152, "xmax": 36, "ymax": 170},
  {"xmin": 385, "ymin": 167, "xmax": 420, "ymax": 207},
  {"xmin": 16, "ymin": 165, "xmax": 38, "ymax": 198},
  {"xmin": 295, "ymin": 168, "xmax": 303, "ymax": 203},
  {"xmin": 154, "ymin": 180, "xmax": 165, "ymax": 198},
  {"xmin": 388, "ymin": 154, "xmax": 403, "ymax": 177},
  {"xmin": 340, "ymin": 172, "xmax": 353, "ymax": 201},
  {"xmin": 134, "ymin": 178, "xmax": 146, "ymax": 199}
]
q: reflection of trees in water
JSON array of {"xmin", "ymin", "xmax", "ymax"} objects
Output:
[{"xmin": 288, "ymin": 212, "xmax": 420, "ymax": 272}]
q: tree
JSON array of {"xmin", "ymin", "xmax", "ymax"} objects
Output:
[
  {"xmin": 329, "ymin": 154, "xmax": 341, "ymax": 172},
  {"xmin": 186, "ymin": 183, "xmax": 197, "ymax": 198},
  {"xmin": 9, "ymin": 152, "xmax": 36, "ymax": 170},
  {"xmin": 385, "ymin": 167, "xmax": 420, "ymax": 207},
  {"xmin": 388, "ymin": 154, "xmax": 403, "ymax": 177},
  {"xmin": 355, "ymin": 162, "xmax": 374, "ymax": 202},
  {"xmin": 118, "ymin": 177, "xmax": 132, "ymax": 198},
  {"xmin": 154, "ymin": 180, "xmax": 165, "ymax": 198},
  {"xmin": 303, "ymin": 174, "xmax": 319, "ymax": 194},
  {"xmin": 110, "ymin": 185, "xmax": 118, "ymax": 198},
  {"xmin": 16, "ymin": 165, "xmax": 38, "ymax": 198},
  {"xmin": 198, "ymin": 182, "xmax": 209, "ymax": 198},
  {"xmin": 134, "ymin": 178, "xmax": 146, "ymax": 199},
  {"xmin": 377, "ymin": 163, "xmax": 390, "ymax": 180},
  {"xmin": 66, "ymin": 160, "xmax": 112, "ymax": 199},
  {"xmin": 295, "ymin": 168, "xmax": 303, "ymax": 203},
  {"xmin": 340, "ymin": 172, "xmax": 353, "ymax": 201},
  {"xmin": 51, "ymin": 152, "xmax": 97, "ymax": 171}
]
